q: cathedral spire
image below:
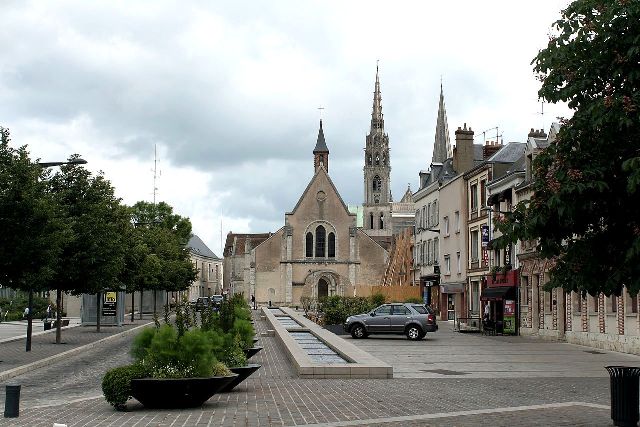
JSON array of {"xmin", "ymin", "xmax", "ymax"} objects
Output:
[
  {"xmin": 432, "ymin": 82, "xmax": 452, "ymax": 164},
  {"xmin": 370, "ymin": 63, "xmax": 384, "ymax": 132},
  {"xmin": 313, "ymin": 119, "xmax": 329, "ymax": 173}
]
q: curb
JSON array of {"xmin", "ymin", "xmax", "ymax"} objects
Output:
[{"xmin": 0, "ymin": 321, "xmax": 154, "ymax": 382}]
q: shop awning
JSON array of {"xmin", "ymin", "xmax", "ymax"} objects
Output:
[{"xmin": 480, "ymin": 286, "xmax": 515, "ymax": 301}]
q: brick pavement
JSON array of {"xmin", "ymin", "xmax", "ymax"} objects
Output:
[{"xmin": 0, "ymin": 311, "xmax": 618, "ymax": 427}]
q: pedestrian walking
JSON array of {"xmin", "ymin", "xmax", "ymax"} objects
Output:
[
  {"xmin": 251, "ymin": 294, "xmax": 256, "ymax": 310},
  {"xmin": 23, "ymin": 306, "xmax": 29, "ymax": 319},
  {"xmin": 46, "ymin": 304, "xmax": 52, "ymax": 320}
]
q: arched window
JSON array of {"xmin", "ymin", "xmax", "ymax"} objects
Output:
[
  {"xmin": 370, "ymin": 213, "xmax": 374, "ymax": 229},
  {"xmin": 379, "ymin": 213, "xmax": 384, "ymax": 229},
  {"xmin": 315, "ymin": 225, "xmax": 326, "ymax": 257},
  {"xmin": 328, "ymin": 233, "xmax": 335, "ymax": 258},
  {"xmin": 305, "ymin": 232, "xmax": 313, "ymax": 257},
  {"xmin": 367, "ymin": 154, "xmax": 372, "ymax": 166},
  {"xmin": 375, "ymin": 153, "xmax": 380, "ymax": 166},
  {"xmin": 373, "ymin": 175, "xmax": 381, "ymax": 192}
]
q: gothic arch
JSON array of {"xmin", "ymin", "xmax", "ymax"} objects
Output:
[{"xmin": 303, "ymin": 221, "xmax": 337, "ymax": 258}]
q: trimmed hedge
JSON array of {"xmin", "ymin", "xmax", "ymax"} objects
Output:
[
  {"xmin": 102, "ymin": 364, "xmax": 148, "ymax": 410},
  {"xmin": 321, "ymin": 294, "xmax": 386, "ymax": 325}
]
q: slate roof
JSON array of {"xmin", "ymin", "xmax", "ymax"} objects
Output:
[
  {"xmin": 187, "ymin": 234, "xmax": 220, "ymax": 259},
  {"xmin": 313, "ymin": 120, "xmax": 329, "ymax": 153},
  {"xmin": 488, "ymin": 142, "xmax": 527, "ymax": 163}
]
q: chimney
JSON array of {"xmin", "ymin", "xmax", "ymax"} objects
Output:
[
  {"xmin": 453, "ymin": 123, "xmax": 474, "ymax": 174},
  {"xmin": 528, "ymin": 128, "xmax": 547, "ymax": 138},
  {"xmin": 483, "ymin": 141, "xmax": 501, "ymax": 159}
]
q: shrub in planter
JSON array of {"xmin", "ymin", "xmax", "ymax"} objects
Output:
[
  {"xmin": 219, "ymin": 333, "xmax": 248, "ymax": 368},
  {"xmin": 232, "ymin": 319, "xmax": 255, "ymax": 350},
  {"xmin": 102, "ymin": 364, "xmax": 148, "ymax": 410}
]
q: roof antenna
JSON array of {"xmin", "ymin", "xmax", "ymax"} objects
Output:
[{"xmin": 317, "ymin": 106, "xmax": 325, "ymax": 121}]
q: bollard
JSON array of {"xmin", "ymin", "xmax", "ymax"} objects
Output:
[
  {"xmin": 269, "ymin": 300, "xmax": 272, "ymax": 308},
  {"xmin": 4, "ymin": 384, "xmax": 20, "ymax": 418}
]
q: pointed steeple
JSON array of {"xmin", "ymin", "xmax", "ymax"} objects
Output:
[
  {"xmin": 370, "ymin": 63, "xmax": 384, "ymax": 132},
  {"xmin": 313, "ymin": 120, "xmax": 329, "ymax": 173},
  {"xmin": 432, "ymin": 82, "xmax": 452, "ymax": 164}
]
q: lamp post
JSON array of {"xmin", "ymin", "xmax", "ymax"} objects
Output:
[{"xmin": 25, "ymin": 157, "xmax": 88, "ymax": 351}]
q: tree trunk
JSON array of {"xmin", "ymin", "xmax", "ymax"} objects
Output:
[
  {"xmin": 56, "ymin": 288, "xmax": 62, "ymax": 344},
  {"xmin": 26, "ymin": 290, "xmax": 33, "ymax": 352},
  {"xmin": 131, "ymin": 291, "xmax": 135, "ymax": 322},
  {"xmin": 139, "ymin": 289, "xmax": 144, "ymax": 320},
  {"xmin": 96, "ymin": 291, "xmax": 101, "ymax": 333}
]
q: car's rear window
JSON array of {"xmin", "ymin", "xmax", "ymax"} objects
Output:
[{"xmin": 412, "ymin": 305, "xmax": 433, "ymax": 314}]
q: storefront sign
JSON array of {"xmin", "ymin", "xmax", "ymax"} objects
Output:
[
  {"xmin": 503, "ymin": 299, "xmax": 516, "ymax": 334},
  {"xmin": 102, "ymin": 291, "xmax": 117, "ymax": 316}
]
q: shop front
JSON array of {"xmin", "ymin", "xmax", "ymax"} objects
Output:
[
  {"xmin": 439, "ymin": 283, "xmax": 465, "ymax": 321},
  {"xmin": 481, "ymin": 270, "xmax": 519, "ymax": 335}
]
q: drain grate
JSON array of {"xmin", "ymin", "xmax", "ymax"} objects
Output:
[
  {"xmin": 420, "ymin": 369, "xmax": 469, "ymax": 376},
  {"xmin": 584, "ymin": 350, "xmax": 605, "ymax": 354}
]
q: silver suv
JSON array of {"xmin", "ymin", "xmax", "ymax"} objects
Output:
[{"xmin": 344, "ymin": 303, "xmax": 438, "ymax": 341}]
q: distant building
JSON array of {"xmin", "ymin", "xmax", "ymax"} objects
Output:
[
  {"xmin": 223, "ymin": 232, "xmax": 272, "ymax": 297},
  {"xmin": 187, "ymin": 234, "xmax": 222, "ymax": 300}
]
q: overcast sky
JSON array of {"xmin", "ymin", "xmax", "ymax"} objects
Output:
[{"xmin": 1, "ymin": 1, "xmax": 572, "ymax": 256}]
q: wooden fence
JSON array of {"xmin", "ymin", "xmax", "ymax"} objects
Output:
[{"xmin": 353, "ymin": 285, "xmax": 421, "ymax": 302}]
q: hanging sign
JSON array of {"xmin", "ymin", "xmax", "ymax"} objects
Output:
[{"xmin": 481, "ymin": 225, "xmax": 490, "ymax": 247}]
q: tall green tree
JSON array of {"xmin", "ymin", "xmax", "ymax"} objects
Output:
[
  {"xmin": 128, "ymin": 201, "xmax": 197, "ymax": 315},
  {"xmin": 49, "ymin": 160, "xmax": 131, "ymax": 334},
  {"xmin": 494, "ymin": 0, "xmax": 640, "ymax": 296},
  {"xmin": 0, "ymin": 127, "xmax": 67, "ymax": 350}
]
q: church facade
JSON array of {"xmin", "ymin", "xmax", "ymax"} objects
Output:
[{"xmin": 249, "ymin": 121, "xmax": 388, "ymax": 306}]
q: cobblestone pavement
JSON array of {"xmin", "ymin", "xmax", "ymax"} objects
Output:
[
  {"xmin": 0, "ymin": 311, "xmax": 619, "ymax": 426},
  {"xmin": 0, "ymin": 317, "xmax": 153, "ymax": 376}
]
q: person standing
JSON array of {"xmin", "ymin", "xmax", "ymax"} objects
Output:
[
  {"xmin": 251, "ymin": 294, "xmax": 256, "ymax": 310},
  {"xmin": 46, "ymin": 304, "xmax": 52, "ymax": 321}
]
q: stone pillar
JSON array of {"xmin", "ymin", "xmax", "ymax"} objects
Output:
[
  {"xmin": 349, "ymin": 226, "xmax": 357, "ymax": 289},
  {"xmin": 598, "ymin": 293, "xmax": 605, "ymax": 333},
  {"xmin": 565, "ymin": 292, "xmax": 572, "ymax": 331},
  {"xmin": 285, "ymin": 226, "xmax": 293, "ymax": 303},
  {"xmin": 531, "ymin": 273, "xmax": 539, "ymax": 332},
  {"xmin": 581, "ymin": 296, "xmax": 588, "ymax": 332},
  {"xmin": 526, "ymin": 277, "xmax": 532, "ymax": 328},
  {"xmin": 617, "ymin": 293, "xmax": 624, "ymax": 335},
  {"xmin": 552, "ymin": 288, "xmax": 558, "ymax": 331},
  {"xmin": 537, "ymin": 275, "xmax": 544, "ymax": 330}
]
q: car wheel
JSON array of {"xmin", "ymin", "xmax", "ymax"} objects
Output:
[
  {"xmin": 406, "ymin": 325, "xmax": 423, "ymax": 341},
  {"xmin": 351, "ymin": 324, "xmax": 367, "ymax": 339}
]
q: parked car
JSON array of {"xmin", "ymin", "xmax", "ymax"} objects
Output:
[
  {"xmin": 193, "ymin": 297, "xmax": 211, "ymax": 312},
  {"xmin": 344, "ymin": 303, "xmax": 438, "ymax": 341},
  {"xmin": 211, "ymin": 295, "xmax": 224, "ymax": 307}
]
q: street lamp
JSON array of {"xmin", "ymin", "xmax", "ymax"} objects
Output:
[
  {"xmin": 37, "ymin": 158, "xmax": 87, "ymax": 168},
  {"xmin": 23, "ymin": 157, "xmax": 88, "ymax": 352}
]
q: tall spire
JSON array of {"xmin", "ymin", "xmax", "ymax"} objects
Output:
[
  {"xmin": 370, "ymin": 62, "xmax": 384, "ymax": 132},
  {"xmin": 432, "ymin": 81, "xmax": 452, "ymax": 163},
  {"xmin": 313, "ymin": 119, "xmax": 329, "ymax": 173}
]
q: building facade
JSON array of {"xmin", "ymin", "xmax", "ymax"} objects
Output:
[
  {"xmin": 249, "ymin": 121, "xmax": 388, "ymax": 307},
  {"xmin": 187, "ymin": 234, "xmax": 223, "ymax": 301}
]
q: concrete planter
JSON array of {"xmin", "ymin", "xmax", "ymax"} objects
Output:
[
  {"xmin": 243, "ymin": 346, "xmax": 263, "ymax": 359},
  {"xmin": 131, "ymin": 375, "xmax": 238, "ymax": 408},
  {"xmin": 221, "ymin": 364, "xmax": 261, "ymax": 392}
]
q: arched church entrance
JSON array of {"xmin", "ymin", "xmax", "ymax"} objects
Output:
[{"xmin": 318, "ymin": 278, "xmax": 329, "ymax": 299}]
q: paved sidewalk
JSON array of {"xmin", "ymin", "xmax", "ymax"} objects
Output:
[
  {"xmin": 0, "ymin": 311, "xmax": 617, "ymax": 427},
  {"xmin": 0, "ymin": 317, "xmax": 154, "ymax": 380}
]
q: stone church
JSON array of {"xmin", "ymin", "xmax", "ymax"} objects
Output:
[{"xmin": 249, "ymin": 120, "xmax": 388, "ymax": 306}]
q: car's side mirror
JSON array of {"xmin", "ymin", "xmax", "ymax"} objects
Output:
[{"xmin": 370, "ymin": 312, "xmax": 376, "ymax": 317}]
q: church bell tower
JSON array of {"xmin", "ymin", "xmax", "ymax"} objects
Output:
[{"xmin": 363, "ymin": 64, "xmax": 392, "ymax": 237}]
